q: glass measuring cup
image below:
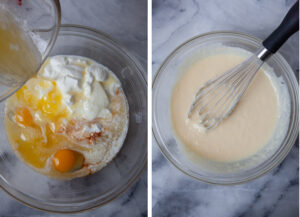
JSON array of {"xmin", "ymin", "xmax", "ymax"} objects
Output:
[{"xmin": 0, "ymin": 0, "xmax": 60, "ymax": 101}]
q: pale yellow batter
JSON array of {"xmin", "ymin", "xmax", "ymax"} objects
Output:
[{"xmin": 171, "ymin": 50, "xmax": 278, "ymax": 162}]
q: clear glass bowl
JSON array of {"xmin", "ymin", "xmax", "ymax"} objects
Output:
[
  {"xmin": 0, "ymin": 0, "xmax": 60, "ymax": 101},
  {"xmin": 153, "ymin": 32, "xmax": 298, "ymax": 185},
  {"xmin": 0, "ymin": 25, "xmax": 147, "ymax": 212}
]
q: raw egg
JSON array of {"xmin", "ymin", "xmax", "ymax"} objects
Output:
[{"xmin": 53, "ymin": 149, "xmax": 76, "ymax": 173}]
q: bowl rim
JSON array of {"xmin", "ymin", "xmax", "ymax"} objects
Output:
[
  {"xmin": 42, "ymin": 0, "xmax": 61, "ymax": 60},
  {"xmin": 0, "ymin": 24, "xmax": 147, "ymax": 213},
  {"xmin": 152, "ymin": 30, "xmax": 299, "ymax": 185}
]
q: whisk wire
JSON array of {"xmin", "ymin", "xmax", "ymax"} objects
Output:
[
  {"xmin": 193, "ymin": 58, "xmax": 252, "ymax": 115},
  {"xmin": 214, "ymin": 62, "xmax": 261, "ymax": 124},
  {"xmin": 189, "ymin": 62, "xmax": 247, "ymax": 115},
  {"xmin": 188, "ymin": 55, "xmax": 264, "ymax": 129},
  {"xmin": 201, "ymin": 63, "xmax": 256, "ymax": 128},
  {"xmin": 204, "ymin": 61, "xmax": 255, "ymax": 116}
]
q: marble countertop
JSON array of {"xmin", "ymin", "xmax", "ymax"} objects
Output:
[
  {"xmin": 0, "ymin": 0, "xmax": 147, "ymax": 217},
  {"xmin": 152, "ymin": 0, "xmax": 299, "ymax": 217}
]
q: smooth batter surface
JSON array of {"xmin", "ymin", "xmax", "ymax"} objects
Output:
[{"xmin": 171, "ymin": 49, "xmax": 278, "ymax": 162}]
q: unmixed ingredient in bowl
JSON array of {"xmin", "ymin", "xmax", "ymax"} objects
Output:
[
  {"xmin": 171, "ymin": 47, "xmax": 281, "ymax": 162},
  {"xmin": 5, "ymin": 55, "xmax": 129, "ymax": 179},
  {"xmin": 0, "ymin": 5, "xmax": 41, "ymax": 87}
]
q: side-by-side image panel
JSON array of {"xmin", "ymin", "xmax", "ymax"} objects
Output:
[
  {"xmin": 152, "ymin": 0, "xmax": 299, "ymax": 216},
  {"xmin": 0, "ymin": 0, "xmax": 147, "ymax": 216}
]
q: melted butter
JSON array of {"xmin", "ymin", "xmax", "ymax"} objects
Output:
[
  {"xmin": 6, "ymin": 76, "xmax": 72, "ymax": 169},
  {"xmin": 5, "ymin": 114, "xmax": 69, "ymax": 168}
]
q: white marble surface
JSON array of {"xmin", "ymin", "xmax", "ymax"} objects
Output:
[
  {"xmin": 0, "ymin": 0, "xmax": 147, "ymax": 217},
  {"xmin": 152, "ymin": 0, "xmax": 299, "ymax": 217}
]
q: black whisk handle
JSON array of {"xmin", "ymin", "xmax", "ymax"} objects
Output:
[{"xmin": 262, "ymin": 1, "xmax": 299, "ymax": 53}]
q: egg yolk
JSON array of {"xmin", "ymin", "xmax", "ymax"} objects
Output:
[
  {"xmin": 15, "ymin": 107, "xmax": 35, "ymax": 127},
  {"xmin": 53, "ymin": 149, "xmax": 76, "ymax": 172},
  {"xmin": 37, "ymin": 81, "xmax": 65, "ymax": 118},
  {"xmin": 16, "ymin": 78, "xmax": 70, "ymax": 121}
]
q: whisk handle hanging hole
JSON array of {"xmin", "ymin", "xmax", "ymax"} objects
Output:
[{"xmin": 262, "ymin": 1, "xmax": 299, "ymax": 53}]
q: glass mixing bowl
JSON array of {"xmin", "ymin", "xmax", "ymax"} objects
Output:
[
  {"xmin": 0, "ymin": 0, "xmax": 60, "ymax": 101},
  {"xmin": 153, "ymin": 32, "xmax": 298, "ymax": 185},
  {"xmin": 0, "ymin": 25, "xmax": 147, "ymax": 212}
]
